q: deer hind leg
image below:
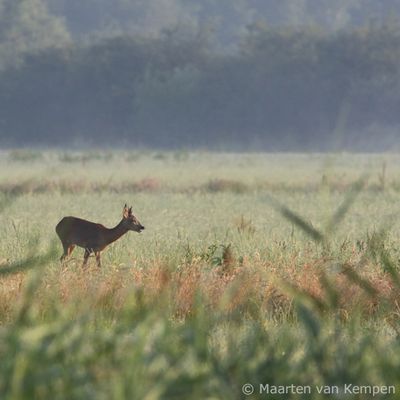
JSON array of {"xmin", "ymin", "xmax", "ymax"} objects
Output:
[
  {"xmin": 60, "ymin": 243, "xmax": 69, "ymax": 262},
  {"xmin": 95, "ymin": 251, "xmax": 101, "ymax": 268},
  {"xmin": 82, "ymin": 248, "xmax": 91, "ymax": 268},
  {"xmin": 60, "ymin": 244, "xmax": 75, "ymax": 263}
]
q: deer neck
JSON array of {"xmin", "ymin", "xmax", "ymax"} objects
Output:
[{"xmin": 104, "ymin": 220, "xmax": 129, "ymax": 245}]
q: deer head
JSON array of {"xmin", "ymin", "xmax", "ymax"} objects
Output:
[{"xmin": 122, "ymin": 204, "xmax": 145, "ymax": 233}]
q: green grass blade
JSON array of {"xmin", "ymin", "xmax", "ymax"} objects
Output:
[
  {"xmin": 0, "ymin": 241, "xmax": 57, "ymax": 276},
  {"xmin": 341, "ymin": 264, "xmax": 378, "ymax": 299},
  {"xmin": 325, "ymin": 175, "xmax": 368, "ymax": 235},
  {"xmin": 265, "ymin": 195, "xmax": 324, "ymax": 242}
]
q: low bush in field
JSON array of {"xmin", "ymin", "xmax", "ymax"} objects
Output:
[
  {"xmin": 58, "ymin": 151, "xmax": 114, "ymax": 163},
  {"xmin": 8, "ymin": 150, "xmax": 44, "ymax": 162},
  {"xmin": 0, "ymin": 178, "xmax": 162, "ymax": 195},
  {"xmin": 205, "ymin": 179, "xmax": 248, "ymax": 193}
]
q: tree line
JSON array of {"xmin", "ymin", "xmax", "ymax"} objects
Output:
[{"xmin": 1, "ymin": 0, "xmax": 400, "ymax": 150}]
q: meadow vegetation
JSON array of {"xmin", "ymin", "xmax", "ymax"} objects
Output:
[{"xmin": 0, "ymin": 151, "xmax": 400, "ymax": 399}]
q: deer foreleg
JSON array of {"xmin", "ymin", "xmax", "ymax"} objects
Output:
[{"xmin": 83, "ymin": 249, "xmax": 91, "ymax": 268}]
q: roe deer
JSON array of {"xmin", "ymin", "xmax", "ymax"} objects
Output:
[{"xmin": 56, "ymin": 204, "xmax": 145, "ymax": 267}]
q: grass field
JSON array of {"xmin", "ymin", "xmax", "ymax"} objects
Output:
[{"xmin": 1, "ymin": 150, "xmax": 400, "ymax": 399}]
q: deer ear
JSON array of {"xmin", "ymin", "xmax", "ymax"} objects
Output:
[
  {"xmin": 128, "ymin": 206, "xmax": 133, "ymax": 215},
  {"xmin": 123, "ymin": 204, "xmax": 129, "ymax": 218}
]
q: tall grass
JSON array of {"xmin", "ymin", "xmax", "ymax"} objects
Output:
[{"xmin": 0, "ymin": 151, "xmax": 399, "ymax": 399}]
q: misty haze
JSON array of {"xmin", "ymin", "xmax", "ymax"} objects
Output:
[
  {"xmin": 2, "ymin": 2, "xmax": 400, "ymax": 399},
  {"xmin": 1, "ymin": 0, "xmax": 400, "ymax": 150}
]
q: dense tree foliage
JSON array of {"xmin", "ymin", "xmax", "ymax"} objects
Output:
[
  {"xmin": 0, "ymin": 0, "xmax": 70, "ymax": 69},
  {"xmin": 1, "ymin": 1, "xmax": 400, "ymax": 150},
  {"xmin": 41, "ymin": 0, "xmax": 400, "ymax": 42}
]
